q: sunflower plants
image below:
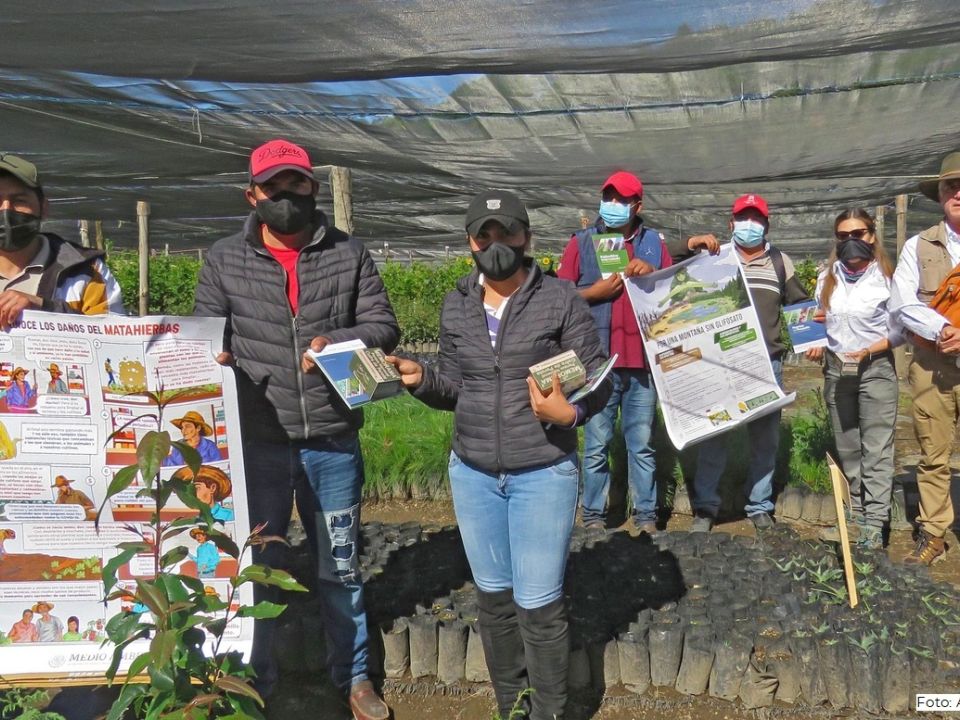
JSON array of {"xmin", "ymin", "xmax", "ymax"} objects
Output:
[{"xmin": 95, "ymin": 388, "xmax": 306, "ymax": 719}]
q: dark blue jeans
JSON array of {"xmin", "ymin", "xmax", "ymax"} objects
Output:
[
  {"xmin": 693, "ymin": 358, "xmax": 783, "ymax": 518},
  {"xmin": 244, "ymin": 435, "xmax": 369, "ymax": 694}
]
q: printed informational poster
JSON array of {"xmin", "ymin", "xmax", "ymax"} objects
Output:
[
  {"xmin": 0, "ymin": 311, "xmax": 251, "ymax": 684},
  {"xmin": 624, "ymin": 244, "xmax": 794, "ymax": 449}
]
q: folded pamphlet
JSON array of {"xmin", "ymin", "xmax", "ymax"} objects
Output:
[
  {"xmin": 592, "ymin": 233, "xmax": 629, "ymax": 278},
  {"xmin": 783, "ymin": 301, "xmax": 827, "ymax": 353},
  {"xmin": 308, "ymin": 340, "xmax": 403, "ymax": 408},
  {"xmin": 529, "ymin": 350, "xmax": 587, "ymax": 395}
]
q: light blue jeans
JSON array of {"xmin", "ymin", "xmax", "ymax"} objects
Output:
[
  {"xmin": 244, "ymin": 435, "xmax": 369, "ymax": 694},
  {"xmin": 449, "ymin": 451, "xmax": 579, "ymax": 609},
  {"xmin": 693, "ymin": 358, "xmax": 783, "ymax": 518},
  {"xmin": 581, "ymin": 369, "xmax": 658, "ymax": 523}
]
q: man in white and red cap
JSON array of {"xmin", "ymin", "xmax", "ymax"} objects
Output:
[
  {"xmin": 688, "ymin": 193, "xmax": 809, "ymax": 533},
  {"xmin": 194, "ymin": 139, "xmax": 397, "ymax": 719},
  {"xmin": 558, "ymin": 171, "xmax": 716, "ymax": 534}
]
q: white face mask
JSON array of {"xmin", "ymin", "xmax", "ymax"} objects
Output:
[{"xmin": 732, "ymin": 219, "xmax": 766, "ymax": 248}]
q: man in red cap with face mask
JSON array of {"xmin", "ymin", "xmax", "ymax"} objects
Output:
[
  {"xmin": 688, "ymin": 193, "xmax": 809, "ymax": 533},
  {"xmin": 194, "ymin": 139, "xmax": 397, "ymax": 719},
  {"xmin": 558, "ymin": 171, "xmax": 716, "ymax": 534}
]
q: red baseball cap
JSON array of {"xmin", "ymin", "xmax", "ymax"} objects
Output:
[
  {"xmin": 249, "ymin": 139, "xmax": 315, "ymax": 184},
  {"xmin": 731, "ymin": 193, "xmax": 769, "ymax": 218},
  {"xmin": 601, "ymin": 171, "xmax": 643, "ymax": 199}
]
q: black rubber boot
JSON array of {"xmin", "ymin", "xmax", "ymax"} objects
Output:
[
  {"xmin": 516, "ymin": 598, "xmax": 569, "ymax": 720},
  {"xmin": 476, "ymin": 588, "xmax": 530, "ymax": 717}
]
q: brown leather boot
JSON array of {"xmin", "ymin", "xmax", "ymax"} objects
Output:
[
  {"xmin": 348, "ymin": 679, "xmax": 389, "ymax": 720},
  {"xmin": 903, "ymin": 529, "xmax": 947, "ymax": 566}
]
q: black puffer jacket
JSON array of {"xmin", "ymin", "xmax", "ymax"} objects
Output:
[
  {"xmin": 194, "ymin": 211, "xmax": 399, "ymax": 443},
  {"xmin": 414, "ymin": 261, "xmax": 611, "ymax": 473}
]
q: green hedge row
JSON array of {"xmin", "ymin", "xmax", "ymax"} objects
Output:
[
  {"xmin": 106, "ymin": 251, "xmax": 559, "ymax": 345},
  {"xmin": 106, "ymin": 251, "xmax": 819, "ymax": 346}
]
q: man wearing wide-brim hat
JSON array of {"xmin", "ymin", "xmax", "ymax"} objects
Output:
[
  {"xmin": 891, "ymin": 150, "xmax": 960, "ymax": 565},
  {"xmin": 163, "ymin": 410, "xmax": 222, "ymax": 466},
  {"xmin": 52, "ymin": 474, "xmax": 95, "ymax": 519},
  {"xmin": 31, "ymin": 600, "xmax": 63, "ymax": 642},
  {"xmin": 46, "ymin": 362, "xmax": 67, "ymax": 394}
]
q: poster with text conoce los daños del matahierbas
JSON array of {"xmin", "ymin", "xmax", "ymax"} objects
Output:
[
  {"xmin": 624, "ymin": 244, "xmax": 795, "ymax": 450},
  {"xmin": 0, "ymin": 310, "xmax": 251, "ymax": 684}
]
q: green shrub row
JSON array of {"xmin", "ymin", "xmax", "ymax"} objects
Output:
[
  {"xmin": 107, "ymin": 250, "xmax": 202, "ymax": 317},
  {"xmin": 106, "ymin": 251, "xmax": 818, "ymax": 346},
  {"xmin": 105, "ymin": 251, "xmax": 557, "ymax": 343}
]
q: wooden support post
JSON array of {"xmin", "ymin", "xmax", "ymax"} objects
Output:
[
  {"xmin": 384, "ymin": 242, "xmax": 390, "ymax": 261},
  {"xmin": 198, "ymin": 248, "xmax": 204, "ymax": 262},
  {"xmin": 164, "ymin": 243, "xmax": 170, "ymax": 256},
  {"xmin": 894, "ymin": 195, "xmax": 909, "ymax": 378},
  {"xmin": 329, "ymin": 166, "xmax": 354, "ymax": 235},
  {"xmin": 94, "ymin": 220, "xmax": 104, "ymax": 250},
  {"xmin": 137, "ymin": 201, "xmax": 150, "ymax": 317},
  {"xmin": 874, "ymin": 205, "xmax": 885, "ymax": 250},
  {"xmin": 895, "ymin": 194, "xmax": 908, "ymax": 258},
  {"xmin": 79, "ymin": 220, "xmax": 90, "ymax": 248}
]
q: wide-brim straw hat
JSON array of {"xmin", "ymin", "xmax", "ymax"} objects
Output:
[
  {"xmin": 31, "ymin": 601, "xmax": 54, "ymax": 612},
  {"xmin": 171, "ymin": 464, "xmax": 231, "ymax": 501},
  {"xmin": 171, "ymin": 410, "xmax": 213, "ymax": 436},
  {"xmin": 919, "ymin": 151, "xmax": 960, "ymax": 202}
]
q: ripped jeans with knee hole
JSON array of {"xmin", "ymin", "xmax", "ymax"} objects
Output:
[{"xmin": 244, "ymin": 434, "xmax": 369, "ymax": 692}]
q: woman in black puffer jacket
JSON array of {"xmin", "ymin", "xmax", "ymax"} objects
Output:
[{"xmin": 388, "ymin": 190, "xmax": 611, "ymax": 720}]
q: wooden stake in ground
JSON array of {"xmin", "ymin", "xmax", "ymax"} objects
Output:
[
  {"xmin": 826, "ymin": 452, "xmax": 859, "ymax": 608},
  {"xmin": 137, "ymin": 201, "xmax": 150, "ymax": 317}
]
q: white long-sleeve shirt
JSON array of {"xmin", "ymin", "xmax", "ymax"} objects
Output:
[
  {"xmin": 890, "ymin": 223, "xmax": 960, "ymax": 341},
  {"xmin": 816, "ymin": 261, "xmax": 902, "ymax": 354}
]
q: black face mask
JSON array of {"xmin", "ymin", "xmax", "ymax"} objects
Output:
[
  {"xmin": 472, "ymin": 242, "xmax": 525, "ymax": 281},
  {"xmin": 255, "ymin": 191, "xmax": 316, "ymax": 235},
  {"xmin": 0, "ymin": 209, "xmax": 41, "ymax": 251},
  {"xmin": 837, "ymin": 237, "xmax": 875, "ymax": 264}
]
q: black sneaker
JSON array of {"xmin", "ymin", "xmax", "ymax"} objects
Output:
[{"xmin": 749, "ymin": 512, "xmax": 774, "ymax": 531}]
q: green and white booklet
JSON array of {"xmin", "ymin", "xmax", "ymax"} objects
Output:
[{"xmin": 592, "ymin": 233, "xmax": 629, "ymax": 277}]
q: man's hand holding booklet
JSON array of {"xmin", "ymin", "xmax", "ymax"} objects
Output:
[{"xmin": 308, "ymin": 339, "xmax": 403, "ymax": 408}]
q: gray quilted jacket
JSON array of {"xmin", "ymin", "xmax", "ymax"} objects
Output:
[
  {"xmin": 414, "ymin": 261, "xmax": 612, "ymax": 473},
  {"xmin": 193, "ymin": 211, "xmax": 399, "ymax": 443}
]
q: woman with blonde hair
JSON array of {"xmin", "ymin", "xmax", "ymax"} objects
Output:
[{"xmin": 806, "ymin": 208, "xmax": 900, "ymax": 549}]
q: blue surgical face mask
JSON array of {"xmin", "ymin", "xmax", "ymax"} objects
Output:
[
  {"xmin": 732, "ymin": 219, "xmax": 766, "ymax": 248},
  {"xmin": 599, "ymin": 200, "xmax": 634, "ymax": 229}
]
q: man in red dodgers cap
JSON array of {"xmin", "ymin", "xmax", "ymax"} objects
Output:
[
  {"xmin": 558, "ymin": 171, "xmax": 716, "ymax": 534},
  {"xmin": 194, "ymin": 139, "xmax": 397, "ymax": 720},
  {"xmin": 687, "ymin": 194, "xmax": 809, "ymax": 533}
]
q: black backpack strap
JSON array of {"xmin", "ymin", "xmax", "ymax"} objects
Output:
[{"xmin": 768, "ymin": 246, "xmax": 786, "ymax": 298}]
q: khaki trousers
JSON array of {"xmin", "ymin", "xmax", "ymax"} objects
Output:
[{"xmin": 909, "ymin": 346, "xmax": 960, "ymax": 537}]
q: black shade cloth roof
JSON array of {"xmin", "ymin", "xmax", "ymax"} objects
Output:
[{"xmin": 2, "ymin": 0, "xmax": 958, "ymax": 256}]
